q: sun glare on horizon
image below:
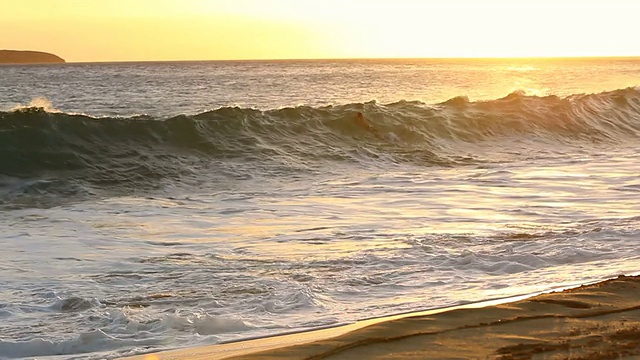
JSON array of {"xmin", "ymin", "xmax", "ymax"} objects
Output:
[{"xmin": 1, "ymin": 0, "xmax": 639, "ymax": 62}]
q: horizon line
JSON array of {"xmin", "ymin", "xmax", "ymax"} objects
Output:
[{"xmin": 60, "ymin": 55, "xmax": 640, "ymax": 64}]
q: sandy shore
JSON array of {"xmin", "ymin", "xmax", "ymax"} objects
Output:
[{"xmin": 123, "ymin": 275, "xmax": 640, "ymax": 360}]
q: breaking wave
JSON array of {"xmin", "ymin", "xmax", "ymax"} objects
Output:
[{"xmin": 1, "ymin": 87, "xmax": 639, "ymax": 201}]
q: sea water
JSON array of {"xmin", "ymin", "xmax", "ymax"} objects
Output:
[{"xmin": 1, "ymin": 58, "xmax": 639, "ymax": 359}]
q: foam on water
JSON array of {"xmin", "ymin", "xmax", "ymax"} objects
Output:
[
  {"xmin": 2, "ymin": 158, "xmax": 639, "ymax": 358},
  {"xmin": 0, "ymin": 330, "xmax": 162, "ymax": 360}
]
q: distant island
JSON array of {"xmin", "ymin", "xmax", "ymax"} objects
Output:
[{"xmin": 0, "ymin": 50, "xmax": 65, "ymax": 64}]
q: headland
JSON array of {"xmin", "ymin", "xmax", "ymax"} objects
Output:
[{"xmin": 0, "ymin": 50, "xmax": 65, "ymax": 64}]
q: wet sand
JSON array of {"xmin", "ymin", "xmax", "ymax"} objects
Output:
[{"xmin": 123, "ymin": 275, "xmax": 640, "ymax": 360}]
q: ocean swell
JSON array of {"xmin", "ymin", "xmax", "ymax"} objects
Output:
[{"xmin": 1, "ymin": 87, "xmax": 639, "ymax": 197}]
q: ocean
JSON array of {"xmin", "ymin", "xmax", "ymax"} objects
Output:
[{"xmin": 1, "ymin": 58, "xmax": 639, "ymax": 359}]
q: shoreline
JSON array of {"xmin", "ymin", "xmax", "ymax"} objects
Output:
[{"xmin": 121, "ymin": 274, "xmax": 640, "ymax": 360}]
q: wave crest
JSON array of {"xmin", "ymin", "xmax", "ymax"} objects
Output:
[{"xmin": 1, "ymin": 87, "xmax": 639, "ymax": 197}]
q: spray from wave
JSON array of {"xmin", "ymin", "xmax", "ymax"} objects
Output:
[
  {"xmin": 9, "ymin": 96, "xmax": 60, "ymax": 113},
  {"xmin": 1, "ymin": 87, "xmax": 639, "ymax": 206}
]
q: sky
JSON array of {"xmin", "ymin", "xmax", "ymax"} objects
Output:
[{"xmin": 1, "ymin": 0, "xmax": 639, "ymax": 62}]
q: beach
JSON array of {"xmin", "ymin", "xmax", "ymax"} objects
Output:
[{"xmin": 123, "ymin": 275, "xmax": 640, "ymax": 360}]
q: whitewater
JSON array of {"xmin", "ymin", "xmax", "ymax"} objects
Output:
[{"xmin": 1, "ymin": 58, "xmax": 639, "ymax": 359}]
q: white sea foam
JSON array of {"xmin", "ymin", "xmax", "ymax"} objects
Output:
[
  {"xmin": 9, "ymin": 96, "xmax": 60, "ymax": 113},
  {"xmin": 0, "ymin": 330, "xmax": 161, "ymax": 359}
]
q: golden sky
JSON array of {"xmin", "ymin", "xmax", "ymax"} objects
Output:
[{"xmin": 1, "ymin": 0, "xmax": 639, "ymax": 62}]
